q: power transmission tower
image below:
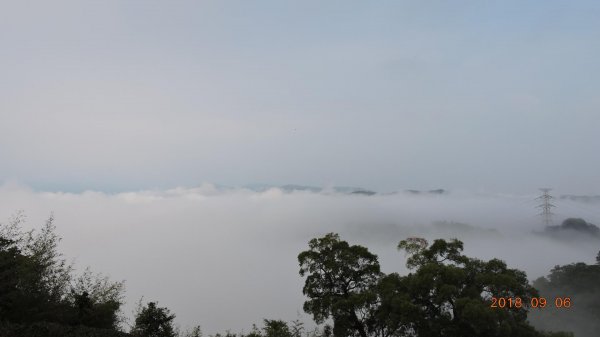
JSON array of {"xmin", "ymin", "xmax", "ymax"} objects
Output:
[{"xmin": 536, "ymin": 188, "xmax": 556, "ymax": 225}]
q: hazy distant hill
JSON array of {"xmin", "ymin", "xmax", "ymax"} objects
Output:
[
  {"xmin": 404, "ymin": 189, "xmax": 447, "ymax": 195},
  {"xmin": 241, "ymin": 184, "xmax": 449, "ymax": 196},
  {"xmin": 545, "ymin": 218, "xmax": 600, "ymax": 238},
  {"xmin": 560, "ymin": 195, "xmax": 600, "ymax": 203},
  {"xmin": 243, "ymin": 184, "xmax": 378, "ymax": 195}
]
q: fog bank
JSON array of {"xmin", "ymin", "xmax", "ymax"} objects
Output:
[{"xmin": 0, "ymin": 183, "xmax": 598, "ymax": 334}]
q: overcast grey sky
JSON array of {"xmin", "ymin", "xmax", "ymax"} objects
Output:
[{"xmin": 1, "ymin": 1, "xmax": 599, "ymax": 193}]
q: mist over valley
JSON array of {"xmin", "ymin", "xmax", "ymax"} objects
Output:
[{"xmin": 1, "ymin": 183, "xmax": 597, "ymax": 334}]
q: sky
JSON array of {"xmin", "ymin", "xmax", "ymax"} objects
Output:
[
  {"xmin": 1, "ymin": 1, "xmax": 600, "ymax": 194},
  {"xmin": 2, "ymin": 2, "xmax": 600, "ymax": 333}
]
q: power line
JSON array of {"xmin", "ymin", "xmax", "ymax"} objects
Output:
[{"xmin": 536, "ymin": 188, "xmax": 556, "ymax": 225}]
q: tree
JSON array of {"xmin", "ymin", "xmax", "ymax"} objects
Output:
[
  {"xmin": 394, "ymin": 238, "xmax": 544, "ymax": 337},
  {"xmin": 368, "ymin": 272, "xmax": 417, "ymax": 337},
  {"xmin": 131, "ymin": 301, "xmax": 177, "ymax": 337},
  {"xmin": 262, "ymin": 319, "xmax": 293, "ymax": 337},
  {"xmin": 298, "ymin": 233, "xmax": 381, "ymax": 337},
  {"xmin": 26, "ymin": 214, "xmax": 73, "ymax": 303},
  {"xmin": 596, "ymin": 250, "xmax": 600, "ymax": 265},
  {"xmin": 0, "ymin": 237, "xmax": 26, "ymax": 319},
  {"xmin": 530, "ymin": 259, "xmax": 600, "ymax": 337},
  {"xmin": 68, "ymin": 268, "xmax": 125, "ymax": 329},
  {"xmin": 0, "ymin": 213, "xmax": 73, "ymax": 324},
  {"xmin": 182, "ymin": 326, "xmax": 203, "ymax": 337},
  {"xmin": 0, "ymin": 211, "xmax": 125, "ymax": 335},
  {"xmin": 289, "ymin": 319, "xmax": 304, "ymax": 337},
  {"xmin": 298, "ymin": 234, "xmax": 565, "ymax": 337}
]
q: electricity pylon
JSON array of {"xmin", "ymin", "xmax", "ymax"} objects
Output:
[{"xmin": 536, "ymin": 188, "xmax": 555, "ymax": 225}]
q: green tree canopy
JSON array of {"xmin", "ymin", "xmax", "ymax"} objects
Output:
[
  {"xmin": 530, "ymin": 259, "xmax": 600, "ymax": 337},
  {"xmin": 131, "ymin": 301, "xmax": 177, "ymax": 337},
  {"xmin": 0, "ymin": 212, "xmax": 124, "ymax": 332},
  {"xmin": 393, "ymin": 238, "xmax": 540, "ymax": 337},
  {"xmin": 299, "ymin": 234, "xmax": 568, "ymax": 337},
  {"xmin": 68, "ymin": 268, "xmax": 125, "ymax": 329},
  {"xmin": 298, "ymin": 233, "xmax": 381, "ymax": 337}
]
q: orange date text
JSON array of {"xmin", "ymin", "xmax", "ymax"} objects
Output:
[{"xmin": 490, "ymin": 297, "xmax": 571, "ymax": 309}]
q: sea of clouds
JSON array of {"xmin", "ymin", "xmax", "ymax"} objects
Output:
[{"xmin": 0, "ymin": 182, "xmax": 598, "ymax": 334}]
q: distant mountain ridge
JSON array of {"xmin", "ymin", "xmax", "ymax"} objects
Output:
[
  {"xmin": 241, "ymin": 184, "xmax": 448, "ymax": 196},
  {"xmin": 243, "ymin": 184, "xmax": 378, "ymax": 195},
  {"xmin": 404, "ymin": 189, "xmax": 447, "ymax": 195},
  {"xmin": 560, "ymin": 195, "xmax": 600, "ymax": 203}
]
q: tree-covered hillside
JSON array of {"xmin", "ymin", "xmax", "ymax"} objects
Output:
[{"xmin": 529, "ymin": 259, "xmax": 600, "ymax": 337}]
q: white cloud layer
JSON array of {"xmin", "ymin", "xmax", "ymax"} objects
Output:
[{"xmin": 1, "ymin": 183, "xmax": 598, "ymax": 334}]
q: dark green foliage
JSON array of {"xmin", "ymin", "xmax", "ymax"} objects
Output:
[
  {"xmin": 545, "ymin": 218, "xmax": 600, "ymax": 237},
  {"xmin": 71, "ymin": 290, "xmax": 122, "ymax": 329},
  {"xmin": 530, "ymin": 260, "xmax": 600, "ymax": 337},
  {"xmin": 368, "ymin": 272, "xmax": 417, "ymax": 337},
  {"xmin": 0, "ymin": 214, "xmax": 74, "ymax": 324},
  {"xmin": 395, "ymin": 238, "xmax": 541, "ymax": 337},
  {"xmin": 0, "ymin": 321, "xmax": 130, "ymax": 337},
  {"xmin": 560, "ymin": 218, "xmax": 599, "ymax": 233},
  {"xmin": 208, "ymin": 320, "xmax": 330, "ymax": 337},
  {"xmin": 299, "ymin": 234, "xmax": 568, "ymax": 337},
  {"xmin": 259, "ymin": 319, "xmax": 305, "ymax": 337},
  {"xmin": 0, "ymin": 237, "xmax": 25, "ymax": 319},
  {"xmin": 68, "ymin": 268, "xmax": 126, "ymax": 329},
  {"xmin": 211, "ymin": 333, "xmax": 239, "ymax": 337},
  {"xmin": 131, "ymin": 302, "xmax": 177, "ymax": 337},
  {"xmin": 262, "ymin": 319, "xmax": 292, "ymax": 337},
  {"xmin": 298, "ymin": 233, "xmax": 381, "ymax": 337},
  {"xmin": 0, "ymin": 212, "xmax": 125, "ymax": 335},
  {"xmin": 544, "ymin": 262, "xmax": 600, "ymax": 293},
  {"xmin": 181, "ymin": 325, "xmax": 203, "ymax": 337}
]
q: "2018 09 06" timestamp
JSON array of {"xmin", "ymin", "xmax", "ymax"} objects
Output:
[{"xmin": 490, "ymin": 297, "xmax": 572, "ymax": 309}]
